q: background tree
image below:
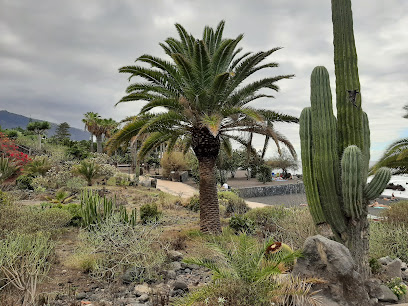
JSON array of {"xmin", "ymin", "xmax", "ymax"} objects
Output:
[
  {"xmin": 54, "ymin": 122, "xmax": 71, "ymax": 144},
  {"xmin": 82, "ymin": 112, "xmax": 100, "ymax": 152},
  {"xmin": 108, "ymin": 21, "xmax": 297, "ymax": 233},
  {"xmin": 403, "ymin": 104, "xmax": 408, "ymax": 119},
  {"xmin": 266, "ymin": 148, "xmax": 299, "ymax": 178},
  {"xmin": 26, "ymin": 121, "xmax": 50, "ymax": 149}
]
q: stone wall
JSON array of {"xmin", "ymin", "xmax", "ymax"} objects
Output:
[{"xmin": 236, "ymin": 182, "xmax": 305, "ymax": 198}]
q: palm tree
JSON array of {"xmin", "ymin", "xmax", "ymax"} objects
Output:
[
  {"xmin": 371, "ymin": 104, "xmax": 408, "ymax": 174},
  {"xmin": 108, "ymin": 21, "xmax": 297, "ymax": 233},
  {"xmin": 82, "ymin": 112, "xmax": 100, "ymax": 152},
  {"xmin": 93, "ymin": 118, "xmax": 118, "ymax": 153},
  {"xmin": 370, "ymin": 138, "xmax": 408, "ymax": 175}
]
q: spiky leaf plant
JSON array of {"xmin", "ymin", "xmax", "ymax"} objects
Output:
[{"xmin": 176, "ymin": 232, "xmax": 321, "ymax": 306}]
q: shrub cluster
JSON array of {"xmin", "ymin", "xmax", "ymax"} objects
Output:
[{"xmin": 73, "ymin": 215, "xmax": 166, "ymax": 282}]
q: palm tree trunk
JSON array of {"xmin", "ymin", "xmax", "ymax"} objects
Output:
[
  {"xmin": 198, "ymin": 156, "xmax": 221, "ymax": 233},
  {"xmin": 192, "ymin": 126, "xmax": 221, "ymax": 234},
  {"xmin": 96, "ymin": 134, "xmax": 103, "ymax": 153},
  {"xmin": 90, "ymin": 133, "xmax": 94, "ymax": 152}
]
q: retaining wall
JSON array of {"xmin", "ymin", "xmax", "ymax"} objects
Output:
[{"xmin": 237, "ymin": 182, "xmax": 305, "ymax": 198}]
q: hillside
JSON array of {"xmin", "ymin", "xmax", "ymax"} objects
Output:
[{"xmin": 0, "ymin": 110, "xmax": 90, "ymax": 141}]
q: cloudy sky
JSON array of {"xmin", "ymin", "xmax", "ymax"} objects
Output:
[{"xmin": 1, "ymin": 0, "xmax": 407, "ymax": 161}]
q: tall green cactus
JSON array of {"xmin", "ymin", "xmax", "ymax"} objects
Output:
[{"xmin": 299, "ymin": 0, "xmax": 391, "ymax": 276}]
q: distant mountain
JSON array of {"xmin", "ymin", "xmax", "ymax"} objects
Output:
[{"xmin": 0, "ymin": 110, "xmax": 90, "ymax": 141}]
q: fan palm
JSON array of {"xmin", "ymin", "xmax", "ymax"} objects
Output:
[
  {"xmin": 108, "ymin": 21, "xmax": 298, "ymax": 233},
  {"xmin": 82, "ymin": 112, "xmax": 101, "ymax": 153}
]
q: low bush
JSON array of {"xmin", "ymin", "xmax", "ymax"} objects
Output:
[
  {"xmin": 369, "ymin": 221, "xmax": 408, "ymax": 262},
  {"xmin": 218, "ymin": 191, "xmax": 249, "ymax": 216},
  {"xmin": 66, "ymin": 176, "xmax": 87, "ymax": 192},
  {"xmin": 245, "ymin": 206, "xmax": 289, "ymax": 234},
  {"xmin": 140, "ymin": 203, "xmax": 161, "ymax": 224},
  {"xmin": 160, "ymin": 151, "xmax": 189, "ymax": 178},
  {"xmin": 257, "ymin": 164, "xmax": 272, "ymax": 183},
  {"xmin": 16, "ymin": 174, "xmax": 34, "ymax": 190},
  {"xmin": 229, "ymin": 215, "xmax": 255, "ymax": 234},
  {"xmin": 186, "ymin": 195, "xmax": 200, "ymax": 212},
  {"xmin": 0, "ymin": 204, "xmax": 71, "ymax": 238},
  {"xmin": 186, "ymin": 192, "xmax": 249, "ymax": 217},
  {"xmin": 246, "ymin": 206, "xmax": 317, "ymax": 250},
  {"xmin": 76, "ymin": 215, "xmax": 166, "ymax": 282},
  {"xmin": 0, "ymin": 232, "xmax": 55, "ymax": 305},
  {"xmin": 382, "ymin": 201, "xmax": 408, "ymax": 224}
]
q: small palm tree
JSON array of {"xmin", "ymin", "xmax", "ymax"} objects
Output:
[
  {"xmin": 73, "ymin": 160, "xmax": 101, "ymax": 186},
  {"xmin": 108, "ymin": 21, "xmax": 298, "ymax": 233},
  {"xmin": 24, "ymin": 156, "xmax": 52, "ymax": 177},
  {"xmin": 177, "ymin": 233, "xmax": 320, "ymax": 306}
]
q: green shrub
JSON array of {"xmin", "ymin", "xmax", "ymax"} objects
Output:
[
  {"xmin": 66, "ymin": 176, "xmax": 87, "ymax": 191},
  {"xmin": 229, "ymin": 215, "xmax": 255, "ymax": 234},
  {"xmin": 257, "ymin": 164, "xmax": 272, "ymax": 183},
  {"xmin": 160, "ymin": 151, "xmax": 189, "ymax": 178},
  {"xmin": 246, "ymin": 206, "xmax": 289, "ymax": 234},
  {"xmin": 140, "ymin": 203, "xmax": 161, "ymax": 224},
  {"xmin": 186, "ymin": 195, "xmax": 200, "ymax": 212},
  {"xmin": 0, "ymin": 232, "xmax": 55, "ymax": 305},
  {"xmin": 77, "ymin": 215, "xmax": 166, "ymax": 282},
  {"xmin": 246, "ymin": 206, "xmax": 317, "ymax": 250},
  {"xmin": 41, "ymin": 202, "xmax": 83, "ymax": 227},
  {"xmin": 369, "ymin": 221, "xmax": 408, "ymax": 262},
  {"xmin": 0, "ymin": 190, "xmax": 13, "ymax": 206},
  {"xmin": 218, "ymin": 191, "xmax": 249, "ymax": 216},
  {"xmin": 19, "ymin": 207, "xmax": 72, "ymax": 234},
  {"xmin": 382, "ymin": 201, "xmax": 408, "ymax": 224},
  {"xmin": 369, "ymin": 257, "xmax": 383, "ymax": 275},
  {"xmin": 16, "ymin": 174, "xmax": 34, "ymax": 190},
  {"xmin": 186, "ymin": 192, "xmax": 249, "ymax": 216}
]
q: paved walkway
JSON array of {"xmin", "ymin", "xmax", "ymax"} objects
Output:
[{"xmin": 156, "ymin": 179, "xmax": 268, "ymax": 209}]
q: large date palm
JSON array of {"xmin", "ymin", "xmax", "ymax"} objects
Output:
[{"xmin": 108, "ymin": 21, "xmax": 298, "ymax": 233}]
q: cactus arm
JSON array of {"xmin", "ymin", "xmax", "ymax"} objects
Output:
[
  {"xmin": 364, "ymin": 167, "xmax": 392, "ymax": 200},
  {"xmin": 361, "ymin": 112, "xmax": 370, "ymax": 184},
  {"xmin": 341, "ymin": 145, "xmax": 363, "ymax": 219},
  {"xmin": 310, "ymin": 66, "xmax": 347, "ymax": 235},
  {"xmin": 332, "ymin": 0, "xmax": 363, "ymax": 154},
  {"xmin": 299, "ymin": 107, "xmax": 325, "ymax": 224}
]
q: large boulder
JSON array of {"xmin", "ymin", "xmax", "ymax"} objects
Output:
[{"xmin": 293, "ymin": 235, "xmax": 371, "ymax": 306}]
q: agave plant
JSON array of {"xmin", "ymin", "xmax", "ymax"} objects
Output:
[{"xmin": 0, "ymin": 156, "xmax": 20, "ymax": 182}]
